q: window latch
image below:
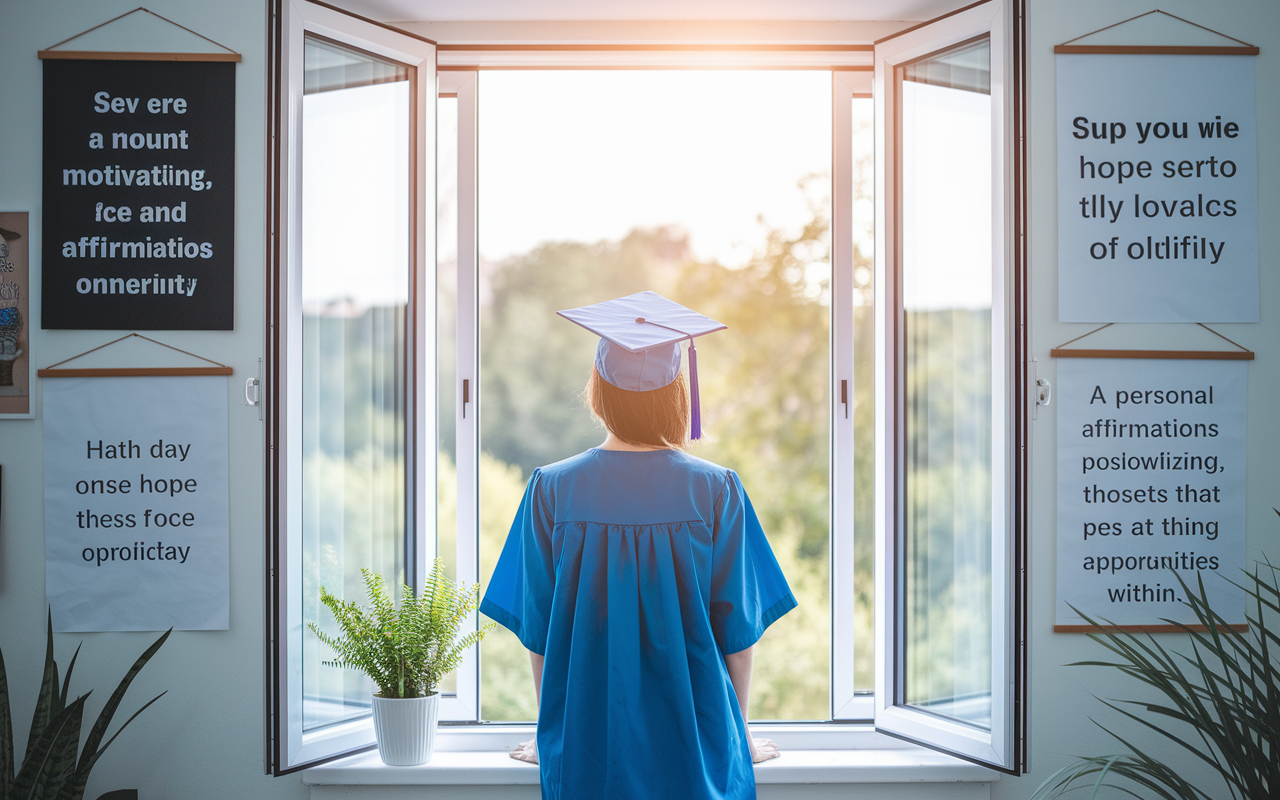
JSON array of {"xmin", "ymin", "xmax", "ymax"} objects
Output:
[
  {"xmin": 462, "ymin": 378, "xmax": 470, "ymax": 418},
  {"xmin": 1036, "ymin": 377, "xmax": 1052, "ymax": 407},
  {"xmin": 841, "ymin": 379, "xmax": 849, "ymax": 419}
]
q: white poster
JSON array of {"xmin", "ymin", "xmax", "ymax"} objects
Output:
[
  {"xmin": 1056, "ymin": 358, "xmax": 1245, "ymax": 628},
  {"xmin": 44, "ymin": 376, "xmax": 229, "ymax": 631},
  {"xmin": 1057, "ymin": 54, "xmax": 1258, "ymax": 322}
]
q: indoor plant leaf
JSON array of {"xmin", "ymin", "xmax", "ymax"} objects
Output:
[
  {"xmin": 61, "ymin": 629, "xmax": 171, "ymax": 800},
  {"xmin": 25, "ymin": 611, "xmax": 60, "ymax": 767},
  {"xmin": 1, "ymin": 646, "xmax": 14, "ymax": 800},
  {"xmin": 1042, "ymin": 562, "xmax": 1279, "ymax": 800},
  {"xmin": 11, "ymin": 695, "xmax": 87, "ymax": 800}
]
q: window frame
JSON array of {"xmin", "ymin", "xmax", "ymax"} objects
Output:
[
  {"xmin": 268, "ymin": 6, "xmax": 1026, "ymax": 775},
  {"xmin": 267, "ymin": 0, "xmax": 436, "ymax": 774},
  {"xmin": 832, "ymin": 68, "xmax": 874, "ymax": 722},
  {"xmin": 871, "ymin": 0, "xmax": 1027, "ymax": 774}
]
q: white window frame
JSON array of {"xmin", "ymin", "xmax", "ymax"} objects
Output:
[
  {"xmin": 437, "ymin": 68, "xmax": 480, "ymax": 723},
  {"xmin": 871, "ymin": 0, "xmax": 1027, "ymax": 773},
  {"xmin": 267, "ymin": 0, "xmax": 436, "ymax": 774},
  {"xmin": 832, "ymin": 68, "xmax": 874, "ymax": 723},
  {"xmin": 269, "ymin": 4, "xmax": 1025, "ymax": 775}
]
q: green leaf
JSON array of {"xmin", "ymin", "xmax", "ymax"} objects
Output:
[
  {"xmin": 310, "ymin": 560, "xmax": 493, "ymax": 699},
  {"xmin": 12, "ymin": 695, "xmax": 87, "ymax": 800},
  {"xmin": 57, "ymin": 646, "xmax": 81, "ymax": 714},
  {"xmin": 1042, "ymin": 561, "xmax": 1280, "ymax": 800},
  {"xmin": 1, "ymin": 646, "xmax": 14, "ymax": 800},
  {"xmin": 62, "ymin": 629, "xmax": 170, "ymax": 800},
  {"xmin": 24, "ymin": 611, "xmax": 60, "ymax": 771}
]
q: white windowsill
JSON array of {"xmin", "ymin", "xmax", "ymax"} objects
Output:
[{"xmin": 302, "ymin": 725, "xmax": 998, "ymax": 786}]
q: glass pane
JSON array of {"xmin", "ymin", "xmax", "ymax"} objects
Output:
[
  {"xmin": 851, "ymin": 96, "xmax": 876, "ymax": 694},
  {"xmin": 436, "ymin": 94, "xmax": 459, "ymax": 696},
  {"xmin": 477, "ymin": 71, "xmax": 832, "ymax": 722},
  {"xmin": 898, "ymin": 36, "xmax": 993, "ymax": 729},
  {"xmin": 300, "ymin": 34, "xmax": 410, "ymax": 731}
]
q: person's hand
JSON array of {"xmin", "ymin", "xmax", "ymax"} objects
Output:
[
  {"xmin": 749, "ymin": 736, "xmax": 780, "ymax": 763},
  {"xmin": 510, "ymin": 737, "xmax": 538, "ymax": 765}
]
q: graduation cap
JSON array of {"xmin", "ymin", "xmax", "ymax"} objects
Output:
[{"xmin": 557, "ymin": 291, "xmax": 726, "ymax": 440}]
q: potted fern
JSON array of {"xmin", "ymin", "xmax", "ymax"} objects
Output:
[{"xmin": 308, "ymin": 560, "xmax": 494, "ymax": 766}]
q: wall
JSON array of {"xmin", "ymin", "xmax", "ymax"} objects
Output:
[
  {"xmin": 0, "ymin": 1, "xmax": 309, "ymax": 798},
  {"xmin": 0, "ymin": 1, "xmax": 1275, "ymax": 799},
  {"xmin": 1007, "ymin": 0, "xmax": 1280, "ymax": 798}
]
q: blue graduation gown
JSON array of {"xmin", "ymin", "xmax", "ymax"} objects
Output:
[{"xmin": 480, "ymin": 448, "xmax": 797, "ymax": 800}]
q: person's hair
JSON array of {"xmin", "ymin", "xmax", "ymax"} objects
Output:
[{"xmin": 584, "ymin": 367, "xmax": 689, "ymax": 449}]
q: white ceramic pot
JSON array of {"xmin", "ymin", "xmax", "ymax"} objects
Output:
[{"xmin": 371, "ymin": 692, "xmax": 440, "ymax": 766}]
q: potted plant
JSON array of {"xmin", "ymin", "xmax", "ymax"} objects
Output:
[
  {"xmin": 1, "ymin": 610, "xmax": 169, "ymax": 800},
  {"xmin": 309, "ymin": 559, "xmax": 494, "ymax": 766},
  {"xmin": 1031, "ymin": 546, "xmax": 1279, "ymax": 800}
]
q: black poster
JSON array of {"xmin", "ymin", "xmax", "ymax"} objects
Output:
[{"xmin": 42, "ymin": 59, "xmax": 235, "ymax": 330}]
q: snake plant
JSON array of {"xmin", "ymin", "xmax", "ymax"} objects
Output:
[
  {"xmin": 1, "ymin": 611, "xmax": 169, "ymax": 800},
  {"xmin": 1031, "ymin": 540, "xmax": 1278, "ymax": 800}
]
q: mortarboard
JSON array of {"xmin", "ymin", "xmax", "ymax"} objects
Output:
[{"xmin": 557, "ymin": 291, "xmax": 726, "ymax": 440}]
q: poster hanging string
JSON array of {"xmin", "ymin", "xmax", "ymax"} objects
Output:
[
  {"xmin": 1050, "ymin": 323, "xmax": 1254, "ymax": 361},
  {"xmin": 1058, "ymin": 9, "xmax": 1256, "ymax": 48},
  {"xmin": 40, "ymin": 7, "xmax": 241, "ymax": 61},
  {"xmin": 39, "ymin": 333, "xmax": 233, "ymax": 378}
]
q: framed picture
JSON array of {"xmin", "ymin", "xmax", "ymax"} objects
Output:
[{"xmin": 0, "ymin": 212, "xmax": 32, "ymax": 418}]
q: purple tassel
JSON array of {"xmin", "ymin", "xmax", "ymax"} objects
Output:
[{"xmin": 688, "ymin": 340, "xmax": 702, "ymax": 440}]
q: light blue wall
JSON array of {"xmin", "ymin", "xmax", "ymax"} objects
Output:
[
  {"xmin": 0, "ymin": 1, "xmax": 307, "ymax": 798},
  {"xmin": 0, "ymin": 1, "xmax": 1276, "ymax": 799},
  {"xmin": 1011, "ymin": 1, "xmax": 1280, "ymax": 798}
]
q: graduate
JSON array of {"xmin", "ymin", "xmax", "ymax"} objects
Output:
[{"xmin": 480, "ymin": 291, "xmax": 797, "ymax": 800}]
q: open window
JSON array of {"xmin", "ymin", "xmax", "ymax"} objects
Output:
[
  {"xmin": 267, "ymin": 0, "xmax": 436, "ymax": 773},
  {"xmin": 268, "ymin": 0, "xmax": 1025, "ymax": 777},
  {"xmin": 872, "ymin": 0, "xmax": 1026, "ymax": 773}
]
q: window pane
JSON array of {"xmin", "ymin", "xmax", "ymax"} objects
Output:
[
  {"xmin": 851, "ymin": 96, "xmax": 876, "ymax": 694},
  {"xmin": 437, "ymin": 94, "xmax": 459, "ymax": 696},
  {"xmin": 899, "ymin": 36, "xmax": 992, "ymax": 729},
  {"xmin": 476, "ymin": 71, "xmax": 831, "ymax": 722},
  {"xmin": 300, "ymin": 35, "xmax": 410, "ymax": 731}
]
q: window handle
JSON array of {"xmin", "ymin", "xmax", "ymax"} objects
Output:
[
  {"xmin": 841, "ymin": 379, "xmax": 849, "ymax": 419},
  {"xmin": 462, "ymin": 378, "xmax": 470, "ymax": 418}
]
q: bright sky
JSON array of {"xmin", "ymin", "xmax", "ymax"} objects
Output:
[
  {"xmin": 308, "ymin": 70, "xmax": 985, "ymax": 310},
  {"xmin": 901, "ymin": 80, "xmax": 992, "ymax": 310},
  {"xmin": 476, "ymin": 71, "xmax": 833, "ymax": 268}
]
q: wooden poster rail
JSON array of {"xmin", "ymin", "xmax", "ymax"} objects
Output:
[
  {"xmin": 1055, "ymin": 10, "xmax": 1259, "ymax": 56},
  {"xmin": 37, "ymin": 7, "xmax": 242, "ymax": 63},
  {"xmin": 1050, "ymin": 324, "xmax": 1255, "ymax": 361},
  {"xmin": 38, "ymin": 333, "xmax": 233, "ymax": 378}
]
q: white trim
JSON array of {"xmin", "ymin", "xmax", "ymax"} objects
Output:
[
  {"xmin": 397, "ymin": 20, "xmax": 910, "ymax": 47},
  {"xmin": 438, "ymin": 48, "xmax": 872, "ymax": 70},
  {"xmin": 274, "ymin": 0, "xmax": 437, "ymax": 771},
  {"xmin": 872, "ymin": 0, "xmax": 1019, "ymax": 772},
  {"xmin": 830, "ymin": 68, "xmax": 870, "ymax": 722},
  {"xmin": 438, "ymin": 69, "xmax": 481, "ymax": 722},
  {"xmin": 302, "ymin": 727, "xmax": 995, "ymax": 787}
]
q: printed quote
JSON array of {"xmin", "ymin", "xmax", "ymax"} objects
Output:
[
  {"xmin": 1056, "ymin": 358, "xmax": 1245, "ymax": 628},
  {"xmin": 42, "ymin": 59, "xmax": 235, "ymax": 329},
  {"xmin": 44, "ymin": 376, "xmax": 229, "ymax": 631},
  {"xmin": 1056, "ymin": 54, "xmax": 1258, "ymax": 322}
]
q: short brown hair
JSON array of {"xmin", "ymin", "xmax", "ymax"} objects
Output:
[{"xmin": 584, "ymin": 367, "xmax": 689, "ymax": 449}]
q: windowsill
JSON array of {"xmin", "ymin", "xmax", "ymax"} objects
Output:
[{"xmin": 302, "ymin": 725, "xmax": 998, "ymax": 787}]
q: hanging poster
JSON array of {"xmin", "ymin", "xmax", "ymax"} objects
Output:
[
  {"xmin": 1057, "ymin": 54, "xmax": 1257, "ymax": 322},
  {"xmin": 44, "ymin": 375, "xmax": 229, "ymax": 631},
  {"xmin": 0, "ymin": 212, "xmax": 32, "ymax": 417},
  {"xmin": 42, "ymin": 59, "xmax": 235, "ymax": 330},
  {"xmin": 1056, "ymin": 358, "xmax": 1245, "ymax": 629}
]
